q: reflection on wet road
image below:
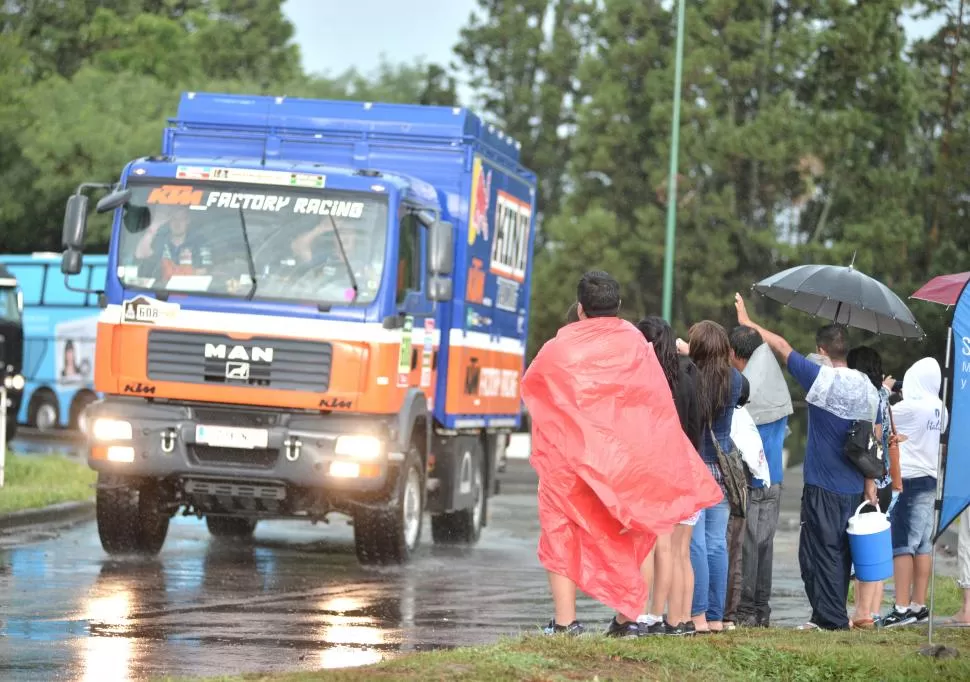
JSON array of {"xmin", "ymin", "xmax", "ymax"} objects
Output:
[
  {"xmin": 0, "ymin": 434, "xmax": 844, "ymax": 680},
  {"xmin": 0, "ymin": 492, "xmax": 571, "ymax": 681}
]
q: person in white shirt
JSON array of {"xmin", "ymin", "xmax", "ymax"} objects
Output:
[{"xmin": 881, "ymin": 357, "xmax": 948, "ymax": 628}]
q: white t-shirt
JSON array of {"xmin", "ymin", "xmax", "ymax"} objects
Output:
[{"xmin": 892, "ymin": 358, "xmax": 948, "ymax": 480}]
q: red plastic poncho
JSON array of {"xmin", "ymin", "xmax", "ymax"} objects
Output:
[{"xmin": 521, "ymin": 317, "xmax": 722, "ymax": 619}]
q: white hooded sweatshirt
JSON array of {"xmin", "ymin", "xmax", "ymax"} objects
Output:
[{"xmin": 893, "ymin": 357, "xmax": 948, "ymax": 480}]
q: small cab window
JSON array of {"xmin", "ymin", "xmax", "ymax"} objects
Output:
[{"xmin": 397, "ymin": 212, "xmax": 421, "ymax": 303}]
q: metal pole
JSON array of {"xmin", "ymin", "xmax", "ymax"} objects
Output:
[
  {"xmin": 0, "ymin": 385, "xmax": 7, "ymax": 488},
  {"xmin": 928, "ymin": 325, "xmax": 953, "ymax": 646},
  {"xmin": 662, "ymin": 0, "xmax": 687, "ymax": 324}
]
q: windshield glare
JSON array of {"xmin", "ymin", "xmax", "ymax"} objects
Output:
[
  {"xmin": 117, "ymin": 181, "xmax": 389, "ymax": 305},
  {"xmin": 0, "ymin": 288, "xmax": 20, "ymax": 323}
]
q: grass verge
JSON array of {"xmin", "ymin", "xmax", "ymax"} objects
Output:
[
  {"xmin": 0, "ymin": 453, "xmax": 95, "ymax": 514},
  {"xmin": 167, "ymin": 627, "xmax": 970, "ymax": 682}
]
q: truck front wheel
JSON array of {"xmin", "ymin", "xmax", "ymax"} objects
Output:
[
  {"xmin": 430, "ymin": 456, "xmax": 484, "ymax": 545},
  {"xmin": 96, "ymin": 474, "xmax": 170, "ymax": 555},
  {"xmin": 353, "ymin": 446, "xmax": 424, "ymax": 565}
]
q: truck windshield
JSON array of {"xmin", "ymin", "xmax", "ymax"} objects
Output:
[
  {"xmin": 116, "ymin": 180, "xmax": 389, "ymax": 305},
  {"xmin": 0, "ymin": 287, "xmax": 20, "ymax": 323}
]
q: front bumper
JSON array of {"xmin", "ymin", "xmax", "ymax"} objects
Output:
[{"xmin": 86, "ymin": 397, "xmax": 398, "ymax": 497}]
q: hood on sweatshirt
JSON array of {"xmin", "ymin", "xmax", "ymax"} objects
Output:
[{"xmin": 902, "ymin": 357, "xmax": 942, "ymax": 402}]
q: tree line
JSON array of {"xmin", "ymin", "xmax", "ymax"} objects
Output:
[{"xmin": 2, "ymin": 1, "xmax": 968, "ymax": 382}]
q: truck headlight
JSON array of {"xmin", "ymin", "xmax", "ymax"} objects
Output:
[
  {"xmin": 93, "ymin": 418, "xmax": 133, "ymax": 442},
  {"xmin": 333, "ymin": 435, "xmax": 383, "ymax": 460},
  {"xmin": 2, "ymin": 374, "xmax": 24, "ymax": 391}
]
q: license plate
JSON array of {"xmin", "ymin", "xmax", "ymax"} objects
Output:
[{"xmin": 195, "ymin": 424, "xmax": 268, "ymax": 449}]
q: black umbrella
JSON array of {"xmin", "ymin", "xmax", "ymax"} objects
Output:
[{"xmin": 752, "ymin": 263, "xmax": 924, "ymax": 339}]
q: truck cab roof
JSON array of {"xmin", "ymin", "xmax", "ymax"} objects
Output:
[{"xmin": 126, "ymin": 157, "xmax": 442, "ymax": 211}]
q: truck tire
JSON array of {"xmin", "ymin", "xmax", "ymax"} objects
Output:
[
  {"xmin": 96, "ymin": 474, "xmax": 170, "ymax": 555},
  {"xmin": 4, "ymin": 418, "xmax": 16, "ymax": 443},
  {"xmin": 430, "ymin": 455, "xmax": 485, "ymax": 545},
  {"xmin": 354, "ymin": 445, "xmax": 424, "ymax": 565},
  {"xmin": 206, "ymin": 517, "xmax": 257, "ymax": 539}
]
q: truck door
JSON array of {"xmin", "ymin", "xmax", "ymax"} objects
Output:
[{"xmin": 394, "ymin": 207, "xmax": 435, "ymax": 398}]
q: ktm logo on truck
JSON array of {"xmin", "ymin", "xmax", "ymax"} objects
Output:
[{"xmin": 147, "ymin": 185, "xmax": 204, "ymax": 206}]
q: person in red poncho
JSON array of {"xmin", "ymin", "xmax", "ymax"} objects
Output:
[{"xmin": 521, "ymin": 271, "xmax": 723, "ymax": 637}]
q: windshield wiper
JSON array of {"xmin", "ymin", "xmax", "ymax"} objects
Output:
[
  {"xmin": 238, "ymin": 205, "xmax": 258, "ymax": 300},
  {"xmin": 328, "ymin": 214, "xmax": 359, "ymax": 303}
]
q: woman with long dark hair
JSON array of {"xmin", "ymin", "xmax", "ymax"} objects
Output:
[
  {"xmin": 687, "ymin": 320, "xmax": 745, "ymax": 633},
  {"xmin": 637, "ymin": 317, "xmax": 702, "ymax": 635}
]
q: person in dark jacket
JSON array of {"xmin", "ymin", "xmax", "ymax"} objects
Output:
[{"xmin": 637, "ymin": 316, "xmax": 702, "ymax": 635}]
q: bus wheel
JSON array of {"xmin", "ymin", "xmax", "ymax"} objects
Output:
[
  {"xmin": 29, "ymin": 390, "xmax": 59, "ymax": 432},
  {"xmin": 71, "ymin": 391, "xmax": 97, "ymax": 434}
]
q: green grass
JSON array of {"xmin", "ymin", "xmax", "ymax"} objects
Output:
[
  {"xmin": 0, "ymin": 453, "xmax": 96, "ymax": 514},
  {"xmin": 163, "ymin": 628, "xmax": 970, "ymax": 682}
]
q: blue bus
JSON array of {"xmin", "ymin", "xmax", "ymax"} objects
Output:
[{"xmin": 0, "ymin": 253, "xmax": 106, "ymax": 432}]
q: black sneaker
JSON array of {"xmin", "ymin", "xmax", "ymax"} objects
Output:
[
  {"xmin": 544, "ymin": 620, "xmax": 586, "ymax": 636},
  {"xmin": 662, "ymin": 621, "xmax": 686, "ymax": 636},
  {"xmin": 682, "ymin": 621, "xmax": 696, "ymax": 636},
  {"xmin": 638, "ymin": 620, "xmax": 666, "ymax": 636},
  {"xmin": 606, "ymin": 617, "xmax": 641, "ymax": 638},
  {"xmin": 881, "ymin": 609, "xmax": 917, "ymax": 628},
  {"xmin": 912, "ymin": 606, "xmax": 930, "ymax": 623}
]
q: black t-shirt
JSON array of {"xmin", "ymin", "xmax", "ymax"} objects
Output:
[{"xmin": 674, "ymin": 356, "xmax": 703, "ymax": 452}]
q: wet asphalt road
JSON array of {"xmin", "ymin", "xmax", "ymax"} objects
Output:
[{"xmin": 1, "ymin": 433, "xmax": 959, "ymax": 681}]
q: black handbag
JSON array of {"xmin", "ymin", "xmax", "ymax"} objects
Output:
[
  {"xmin": 710, "ymin": 427, "xmax": 748, "ymax": 518},
  {"xmin": 844, "ymin": 419, "xmax": 884, "ymax": 479}
]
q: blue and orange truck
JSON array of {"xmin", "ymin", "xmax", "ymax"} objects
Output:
[{"xmin": 60, "ymin": 92, "xmax": 536, "ymax": 563}]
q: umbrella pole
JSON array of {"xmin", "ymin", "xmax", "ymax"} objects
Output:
[
  {"xmin": 835, "ymin": 300, "xmax": 843, "ymax": 325},
  {"xmin": 928, "ymin": 325, "xmax": 953, "ymax": 647}
]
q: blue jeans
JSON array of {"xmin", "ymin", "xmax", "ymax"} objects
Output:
[
  {"xmin": 891, "ymin": 476, "xmax": 936, "ymax": 556},
  {"xmin": 690, "ymin": 496, "xmax": 730, "ymax": 620}
]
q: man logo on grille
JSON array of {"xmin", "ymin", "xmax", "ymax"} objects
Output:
[{"xmin": 225, "ymin": 361, "xmax": 250, "ymax": 381}]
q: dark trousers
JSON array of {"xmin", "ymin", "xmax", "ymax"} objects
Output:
[
  {"xmin": 724, "ymin": 513, "xmax": 745, "ymax": 622},
  {"xmin": 737, "ymin": 484, "xmax": 782, "ymax": 624},
  {"xmin": 799, "ymin": 484, "xmax": 857, "ymax": 630}
]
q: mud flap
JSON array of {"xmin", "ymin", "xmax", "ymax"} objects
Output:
[{"xmin": 427, "ymin": 434, "xmax": 481, "ymax": 514}]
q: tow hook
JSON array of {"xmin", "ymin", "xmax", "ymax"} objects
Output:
[
  {"xmin": 160, "ymin": 429, "xmax": 176, "ymax": 453},
  {"xmin": 284, "ymin": 437, "xmax": 303, "ymax": 462}
]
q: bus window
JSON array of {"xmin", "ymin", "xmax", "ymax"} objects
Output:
[
  {"xmin": 42, "ymin": 266, "xmax": 88, "ymax": 306},
  {"xmin": 8, "ymin": 265, "xmax": 45, "ymax": 306}
]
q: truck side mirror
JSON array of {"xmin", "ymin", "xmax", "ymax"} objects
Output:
[
  {"xmin": 62, "ymin": 194, "xmax": 89, "ymax": 251},
  {"xmin": 61, "ymin": 249, "xmax": 83, "ymax": 276},
  {"xmin": 428, "ymin": 221, "xmax": 454, "ymax": 276},
  {"xmin": 428, "ymin": 276, "xmax": 453, "ymax": 302},
  {"xmin": 96, "ymin": 188, "xmax": 132, "ymax": 214}
]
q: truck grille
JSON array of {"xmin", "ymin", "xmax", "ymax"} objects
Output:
[
  {"xmin": 188, "ymin": 444, "xmax": 280, "ymax": 470},
  {"xmin": 147, "ymin": 330, "xmax": 331, "ymax": 392}
]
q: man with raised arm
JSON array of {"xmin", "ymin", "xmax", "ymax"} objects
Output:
[{"xmin": 733, "ymin": 294, "xmax": 879, "ymax": 631}]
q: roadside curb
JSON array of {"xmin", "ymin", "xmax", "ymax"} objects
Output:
[{"xmin": 0, "ymin": 499, "xmax": 95, "ymax": 533}]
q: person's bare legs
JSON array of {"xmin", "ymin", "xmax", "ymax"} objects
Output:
[
  {"xmin": 912, "ymin": 554, "xmax": 932, "ymax": 606},
  {"xmin": 548, "ymin": 571, "xmax": 577, "ymax": 625},
  {"xmin": 649, "ymin": 533, "xmax": 673, "ymax": 620},
  {"xmin": 852, "ymin": 580, "xmax": 878, "ymax": 625},
  {"xmin": 869, "ymin": 581, "xmax": 886, "ymax": 618},
  {"xmin": 669, "ymin": 524, "xmax": 693, "ymax": 625},
  {"xmin": 893, "ymin": 555, "xmax": 914, "ymax": 608},
  {"xmin": 640, "ymin": 547, "xmax": 656, "ymax": 616}
]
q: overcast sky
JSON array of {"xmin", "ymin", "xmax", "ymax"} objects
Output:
[{"xmin": 283, "ymin": 1, "xmax": 946, "ymax": 104}]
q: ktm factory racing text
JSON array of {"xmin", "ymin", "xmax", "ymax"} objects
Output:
[{"xmin": 60, "ymin": 93, "xmax": 537, "ymax": 565}]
